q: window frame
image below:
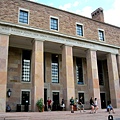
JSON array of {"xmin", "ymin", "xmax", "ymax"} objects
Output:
[
  {"xmin": 76, "ymin": 57, "xmax": 84, "ymax": 85},
  {"xmin": 18, "ymin": 8, "xmax": 29, "ymax": 25},
  {"xmin": 97, "ymin": 60, "xmax": 104, "ymax": 86},
  {"xmin": 98, "ymin": 29, "xmax": 105, "ymax": 41},
  {"xmin": 50, "ymin": 16, "xmax": 59, "ymax": 31},
  {"xmin": 76, "ymin": 23, "xmax": 84, "ymax": 37},
  {"xmin": 21, "ymin": 50, "xmax": 31, "ymax": 83},
  {"xmin": 51, "ymin": 54, "xmax": 59, "ymax": 83}
]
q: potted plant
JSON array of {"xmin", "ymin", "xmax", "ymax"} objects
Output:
[{"xmin": 36, "ymin": 98, "xmax": 44, "ymax": 112}]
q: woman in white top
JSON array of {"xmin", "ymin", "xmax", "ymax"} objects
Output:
[{"xmin": 94, "ymin": 98, "xmax": 98, "ymax": 113}]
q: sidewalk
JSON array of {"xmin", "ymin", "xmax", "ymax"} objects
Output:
[{"xmin": 0, "ymin": 109, "xmax": 120, "ymax": 120}]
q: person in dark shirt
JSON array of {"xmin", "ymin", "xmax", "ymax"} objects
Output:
[
  {"xmin": 90, "ymin": 97, "xmax": 95, "ymax": 113},
  {"xmin": 6, "ymin": 104, "xmax": 11, "ymax": 112},
  {"xmin": 79, "ymin": 96, "xmax": 85, "ymax": 112}
]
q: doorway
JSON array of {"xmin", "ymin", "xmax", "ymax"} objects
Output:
[
  {"xmin": 52, "ymin": 92, "xmax": 60, "ymax": 111},
  {"xmin": 44, "ymin": 89, "xmax": 47, "ymax": 111},
  {"xmin": 100, "ymin": 93, "xmax": 106, "ymax": 109}
]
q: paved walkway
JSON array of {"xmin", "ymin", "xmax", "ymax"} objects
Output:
[{"xmin": 0, "ymin": 109, "xmax": 120, "ymax": 120}]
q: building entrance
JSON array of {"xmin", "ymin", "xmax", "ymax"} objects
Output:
[
  {"xmin": 100, "ymin": 93, "xmax": 106, "ymax": 109},
  {"xmin": 44, "ymin": 89, "xmax": 47, "ymax": 111},
  {"xmin": 52, "ymin": 92, "xmax": 60, "ymax": 111}
]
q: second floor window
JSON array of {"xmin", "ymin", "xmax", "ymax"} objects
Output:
[
  {"xmin": 51, "ymin": 54, "xmax": 59, "ymax": 83},
  {"xmin": 76, "ymin": 24, "xmax": 83, "ymax": 36},
  {"xmin": 50, "ymin": 17, "xmax": 58, "ymax": 30},
  {"xmin": 98, "ymin": 30, "xmax": 104, "ymax": 41},
  {"xmin": 19, "ymin": 9, "xmax": 28, "ymax": 24},
  {"xmin": 76, "ymin": 58, "xmax": 84, "ymax": 85}
]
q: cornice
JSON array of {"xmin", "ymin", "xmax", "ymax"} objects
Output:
[{"xmin": 0, "ymin": 21, "xmax": 119, "ymax": 54}]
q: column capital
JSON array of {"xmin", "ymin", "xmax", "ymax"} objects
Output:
[
  {"xmin": 87, "ymin": 48, "xmax": 97, "ymax": 52},
  {"xmin": 34, "ymin": 38, "xmax": 45, "ymax": 42},
  {"xmin": 60, "ymin": 44, "xmax": 73, "ymax": 49}
]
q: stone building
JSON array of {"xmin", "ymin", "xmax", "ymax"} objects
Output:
[{"xmin": 0, "ymin": 0, "xmax": 120, "ymax": 112}]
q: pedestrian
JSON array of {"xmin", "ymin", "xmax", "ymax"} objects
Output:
[
  {"xmin": 107, "ymin": 101, "xmax": 115, "ymax": 114},
  {"xmin": 61, "ymin": 99, "xmax": 65, "ymax": 110},
  {"xmin": 79, "ymin": 96, "xmax": 85, "ymax": 112},
  {"xmin": 47, "ymin": 97, "xmax": 52, "ymax": 111},
  {"xmin": 90, "ymin": 97, "xmax": 95, "ymax": 114},
  {"xmin": 6, "ymin": 104, "xmax": 11, "ymax": 112},
  {"xmin": 94, "ymin": 98, "xmax": 98, "ymax": 113},
  {"xmin": 75, "ymin": 98, "xmax": 79, "ymax": 110},
  {"xmin": 70, "ymin": 97, "xmax": 74, "ymax": 113}
]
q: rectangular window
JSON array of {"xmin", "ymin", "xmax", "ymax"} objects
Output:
[
  {"xmin": 19, "ymin": 9, "xmax": 29, "ymax": 24},
  {"xmin": 51, "ymin": 54, "xmax": 59, "ymax": 83},
  {"xmin": 76, "ymin": 58, "xmax": 84, "ymax": 85},
  {"xmin": 22, "ymin": 50, "xmax": 31, "ymax": 82},
  {"xmin": 21, "ymin": 91, "xmax": 30, "ymax": 105},
  {"xmin": 50, "ymin": 17, "xmax": 58, "ymax": 30},
  {"xmin": 98, "ymin": 30, "xmax": 104, "ymax": 41},
  {"xmin": 97, "ymin": 60, "xmax": 104, "ymax": 85},
  {"xmin": 76, "ymin": 24, "xmax": 83, "ymax": 36}
]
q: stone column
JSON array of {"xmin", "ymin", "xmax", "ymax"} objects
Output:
[
  {"xmin": 107, "ymin": 53, "xmax": 120, "ymax": 108},
  {"xmin": 86, "ymin": 49, "xmax": 101, "ymax": 108},
  {"xmin": 0, "ymin": 34, "xmax": 9, "ymax": 112},
  {"xmin": 62, "ymin": 45, "xmax": 75, "ymax": 110},
  {"xmin": 31, "ymin": 39, "xmax": 44, "ymax": 111}
]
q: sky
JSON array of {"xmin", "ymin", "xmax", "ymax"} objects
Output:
[{"xmin": 29, "ymin": 0, "xmax": 120, "ymax": 27}]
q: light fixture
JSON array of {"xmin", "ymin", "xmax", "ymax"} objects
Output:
[{"xmin": 7, "ymin": 89, "xmax": 12, "ymax": 97}]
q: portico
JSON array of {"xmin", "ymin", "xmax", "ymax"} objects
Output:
[{"xmin": 0, "ymin": 22, "xmax": 120, "ymax": 112}]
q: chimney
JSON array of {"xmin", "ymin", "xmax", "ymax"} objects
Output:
[{"xmin": 91, "ymin": 7, "xmax": 104, "ymax": 22}]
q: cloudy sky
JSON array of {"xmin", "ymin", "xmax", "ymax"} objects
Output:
[{"xmin": 29, "ymin": 0, "xmax": 120, "ymax": 27}]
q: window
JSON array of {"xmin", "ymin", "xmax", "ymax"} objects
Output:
[
  {"xmin": 19, "ymin": 9, "xmax": 29, "ymax": 24},
  {"xmin": 97, "ymin": 60, "xmax": 104, "ymax": 85},
  {"xmin": 22, "ymin": 50, "xmax": 31, "ymax": 82},
  {"xmin": 51, "ymin": 54, "xmax": 59, "ymax": 83},
  {"xmin": 76, "ymin": 24, "xmax": 83, "ymax": 36},
  {"xmin": 98, "ymin": 30, "xmax": 105, "ymax": 41},
  {"xmin": 50, "ymin": 17, "xmax": 58, "ymax": 30},
  {"xmin": 76, "ymin": 58, "xmax": 84, "ymax": 85},
  {"xmin": 21, "ymin": 91, "xmax": 30, "ymax": 105}
]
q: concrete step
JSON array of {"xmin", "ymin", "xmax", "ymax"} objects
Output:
[{"xmin": 4, "ymin": 116, "xmax": 30, "ymax": 120}]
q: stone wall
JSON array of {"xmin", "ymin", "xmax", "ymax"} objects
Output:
[{"xmin": 0, "ymin": 0, "xmax": 120, "ymax": 47}]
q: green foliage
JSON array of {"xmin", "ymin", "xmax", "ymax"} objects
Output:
[{"xmin": 36, "ymin": 98, "xmax": 44, "ymax": 112}]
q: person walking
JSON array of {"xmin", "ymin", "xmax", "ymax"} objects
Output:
[
  {"xmin": 70, "ymin": 97, "xmax": 74, "ymax": 113},
  {"xmin": 47, "ymin": 97, "xmax": 52, "ymax": 111},
  {"xmin": 79, "ymin": 96, "xmax": 85, "ymax": 112}
]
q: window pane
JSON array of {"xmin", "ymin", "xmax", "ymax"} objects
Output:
[
  {"xmin": 51, "ymin": 54, "xmax": 59, "ymax": 83},
  {"xmin": 77, "ymin": 24, "xmax": 83, "ymax": 36},
  {"xmin": 22, "ymin": 50, "xmax": 31, "ymax": 82},
  {"xmin": 76, "ymin": 58, "xmax": 84, "ymax": 85},
  {"xmin": 51, "ymin": 18, "xmax": 58, "ymax": 30},
  {"xmin": 97, "ymin": 60, "xmax": 104, "ymax": 85},
  {"xmin": 99, "ymin": 30, "xmax": 104, "ymax": 41},
  {"xmin": 19, "ymin": 10, "xmax": 28, "ymax": 24}
]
